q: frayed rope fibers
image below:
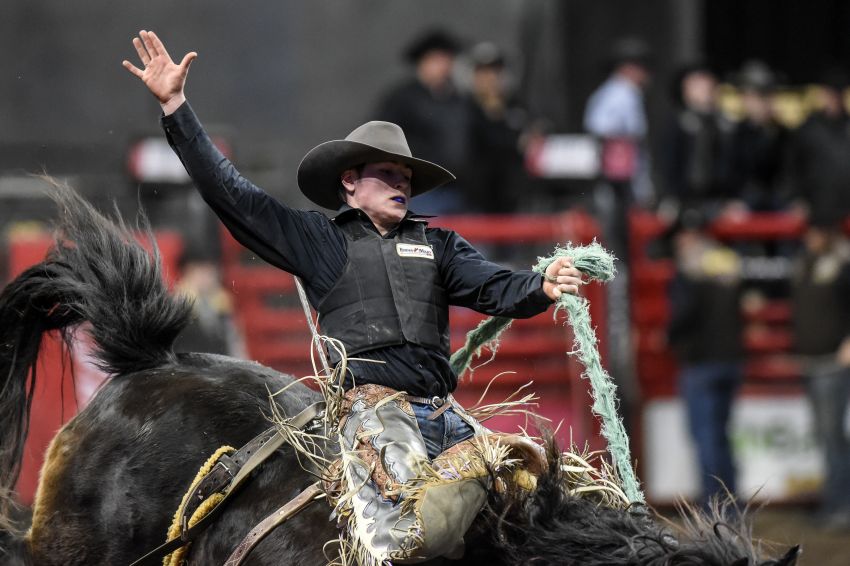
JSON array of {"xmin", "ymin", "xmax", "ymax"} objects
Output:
[{"xmin": 449, "ymin": 240, "xmax": 644, "ymax": 504}]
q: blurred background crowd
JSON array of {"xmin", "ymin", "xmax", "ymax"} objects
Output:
[{"xmin": 3, "ymin": 0, "xmax": 850, "ymax": 559}]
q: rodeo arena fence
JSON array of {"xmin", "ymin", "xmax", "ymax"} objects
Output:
[{"xmin": 6, "ymin": 209, "xmax": 833, "ymax": 507}]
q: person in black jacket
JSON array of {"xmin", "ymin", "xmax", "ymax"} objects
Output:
[
  {"xmin": 465, "ymin": 41, "xmax": 533, "ymax": 214},
  {"xmin": 666, "ymin": 209, "xmax": 743, "ymax": 509},
  {"xmin": 790, "ymin": 217, "xmax": 850, "ymax": 530},
  {"xmin": 661, "ymin": 64, "xmax": 737, "ymax": 217},
  {"xmin": 373, "ymin": 29, "xmax": 472, "ymax": 214},
  {"xmin": 788, "ymin": 69, "xmax": 850, "ymax": 224},
  {"xmin": 123, "ymin": 30, "xmax": 583, "ymax": 563}
]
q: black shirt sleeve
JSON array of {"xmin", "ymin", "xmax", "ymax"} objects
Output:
[
  {"xmin": 432, "ymin": 228, "xmax": 552, "ymax": 318},
  {"xmin": 160, "ymin": 102, "xmax": 346, "ymax": 299}
]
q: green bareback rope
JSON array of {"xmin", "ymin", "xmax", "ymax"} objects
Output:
[{"xmin": 449, "ymin": 241, "xmax": 644, "ymax": 504}]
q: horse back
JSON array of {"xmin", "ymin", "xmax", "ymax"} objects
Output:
[{"xmin": 27, "ymin": 354, "xmax": 332, "ymax": 565}]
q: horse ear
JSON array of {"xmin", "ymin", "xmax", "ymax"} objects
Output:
[{"xmin": 774, "ymin": 545, "xmax": 802, "ymax": 566}]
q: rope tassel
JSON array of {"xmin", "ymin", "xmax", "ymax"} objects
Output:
[{"xmin": 450, "ymin": 241, "xmax": 644, "ymax": 504}]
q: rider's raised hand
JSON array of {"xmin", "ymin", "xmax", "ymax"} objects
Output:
[{"xmin": 122, "ymin": 30, "xmax": 197, "ymax": 115}]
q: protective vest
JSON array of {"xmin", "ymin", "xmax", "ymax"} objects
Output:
[{"xmin": 317, "ymin": 217, "xmax": 450, "ymax": 357}]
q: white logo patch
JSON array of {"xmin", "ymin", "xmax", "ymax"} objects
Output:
[{"xmin": 396, "ymin": 243, "xmax": 434, "ymax": 260}]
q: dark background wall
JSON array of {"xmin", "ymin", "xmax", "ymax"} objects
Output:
[
  {"xmin": 706, "ymin": 0, "xmax": 850, "ymax": 84},
  {"xmin": 0, "ymin": 1, "xmax": 541, "ymax": 205},
  {"xmin": 1, "ymin": 0, "xmax": 847, "ymax": 222}
]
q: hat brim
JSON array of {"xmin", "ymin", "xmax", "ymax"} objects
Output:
[{"xmin": 297, "ymin": 140, "xmax": 456, "ymax": 210}]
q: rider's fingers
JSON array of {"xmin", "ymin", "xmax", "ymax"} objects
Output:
[
  {"xmin": 179, "ymin": 52, "xmax": 198, "ymax": 72},
  {"xmin": 557, "ymin": 276, "xmax": 583, "ymax": 287},
  {"xmin": 141, "ymin": 30, "xmax": 160, "ymax": 59},
  {"xmin": 132, "ymin": 37, "xmax": 150, "ymax": 65},
  {"xmin": 558, "ymin": 266, "xmax": 582, "ymax": 279},
  {"xmin": 122, "ymin": 60, "xmax": 144, "ymax": 79},
  {"xmin": 148, "ymin": 31, "xmax": 171, "ymax": 60},
  {"xmin": 559, "ymin": 283, "xmax": 580, "ymax": 296}
]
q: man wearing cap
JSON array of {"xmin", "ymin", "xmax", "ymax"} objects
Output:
[
  {"xmin": 124, "ymin": 30, "xmax": 581, "ymax": 563},
  {"xmin": 375, "ymin": 28, "xmax": 471, "ymax": 214}
]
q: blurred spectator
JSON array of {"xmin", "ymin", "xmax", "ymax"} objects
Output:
[
  {"xmin": 374, "ymin": 29, "xmax": 471, "ymax": 214},
  {"xmin": 173, "ymin": 253, "xmax": 246, "ymax": 358},
  {"xmin": 465, "ymin": 41, "xmax": 534, "ymax": 213},
  {"xmin": 728, "ymin": 60, "xmax": 789, "ymax": 212},
  {"xmin": 788, "ymin": 68, "xmax": 850, "ymax": 225},
  {"xmin": 789, "ymin": 218, "xmax": 850, "ymax": 530},
  {"xmin": 584, "ymin": 37, "xmax": 653, "ymax": 204},
  {"xmin": 666, "ymin": 209, "xmax": 744, "ymax": 508},
  {"xmin": 584, "ymin": 37, "xmax": 653, "ymax": 262},
  {"xmin": 660, "ymin": 64, "xmax": 736, "ymax": 218}
]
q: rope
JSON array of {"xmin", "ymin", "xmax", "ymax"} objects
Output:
[
  {"xmin": 450, "ymin": 241, "xmax": 644, "ymax": 504},
  {"xmin": 164, "ymin": 445, "xmax": 236, "ymax": 565},
  {"xmin": 294, "ymin": 276, "xmax": 332, "ymax": 376}
]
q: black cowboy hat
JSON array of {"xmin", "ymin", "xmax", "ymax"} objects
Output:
[
  {"xmin": 733, "ymin": 59, "xmax": 779, "ymax": 93},
  {"xmin": 404, "ymin": 29, "xmax": 462, "ymax": 63},
  {"xmin": 297, "ymin": 121, "xmax": 456, "ymax": 210}
]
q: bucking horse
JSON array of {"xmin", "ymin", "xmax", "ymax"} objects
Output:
[{"xmin": 0, "ymin": 184, "xmax": 800, "ymax": 565}]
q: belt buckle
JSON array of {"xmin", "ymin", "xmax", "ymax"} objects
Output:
[{"xmin": 429, "ymin": 396, "xmax": 444, "ymax": 408}]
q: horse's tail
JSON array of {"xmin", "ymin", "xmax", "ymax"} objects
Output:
[{"xmin": 0, "ymin": 180, "xmax": 192, "ymax": 528}]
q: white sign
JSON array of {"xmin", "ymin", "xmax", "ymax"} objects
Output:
[
  {"xmin": 526, "ymin": 134, "xmax": 600, "ymax": 179},
  {"xmin": 642, "ymin": 396, "xmax": 823, "ymax": 503},
  {"xmin": 127, "ymin": 138, "xmax": 191, "ymax": 184}
]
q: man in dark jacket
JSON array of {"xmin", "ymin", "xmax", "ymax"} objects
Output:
[
  {"xmin": 661, "ymin": 64, "xmax": 736, "ymax": 215},
  {"xmin": 124, "ymin": 30, "xmax": 582, "ymax": 563},
  {"xmin": 789, "ymin": 70, "xmax": 850, "ymax": 223},
  {"xmin": 374, "ymin": 29, "xmax": 472, "ymax": 214},
  {"xmin": 667, "ymin": 210, "xmax": 743, "ymax": 508},
  {"xmin": 790, "ymin": 217, "xmax": 850, "ymax": 530}
]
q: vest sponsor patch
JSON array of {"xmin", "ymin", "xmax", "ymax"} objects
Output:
[{"xmin": 396, "ymin": 243, "xmax": 434, "ymax": 260}]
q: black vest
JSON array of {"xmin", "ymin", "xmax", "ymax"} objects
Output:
[{"xmin": 317, "ymin": 217, "xmax": 450, "ymax": 357}]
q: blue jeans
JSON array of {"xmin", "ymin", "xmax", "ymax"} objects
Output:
[
  {"xmin": 411, "ymin": 403, "xmax": 476, "ymax": 460},
  {"xmin": 679, "ymin": 361, "xmax": 742, "ymax": 505},
  {"xmin": 805, "ymin": 362, "xmax": 850, "ymax": 514}
]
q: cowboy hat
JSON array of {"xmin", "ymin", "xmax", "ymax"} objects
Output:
[
  {"xmin": 403, "ymin": 29, "xmax": 462, "ymax": 64},
  {"xmin": 297, "ymin": 121, "xmax": 455, "ymax": 210}
]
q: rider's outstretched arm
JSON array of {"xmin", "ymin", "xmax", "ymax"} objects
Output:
[{"xmin": 122, "ymin": 31, "xmax": 345, "ymax": 291}]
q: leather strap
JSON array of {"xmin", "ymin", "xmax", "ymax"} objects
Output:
[
  {"xmin": 179, "ymin": 427, "xmax": 278, "ymax": 526},
  {"xmin": 223, "ymin": 482, "xmax": 324, "ymax": 566},
  {"xmin": 426, "ymin": 397, "xmax": 454, "ymax": 421},
  {"xmin": 129, "ymin": 401, "xmax": 326, "ymax": 566},
  {"xmin": 405, "ymin": 393, "xmax": 456, "ymax": 421}
]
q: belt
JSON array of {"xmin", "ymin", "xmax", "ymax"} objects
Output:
[{"xmin": 405, "ymin": 393, "xmax": 455, "ymax": 421}]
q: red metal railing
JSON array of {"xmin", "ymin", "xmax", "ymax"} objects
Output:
[{"xmin": 630, "ymin": 210, "xmax": 806, "ymax": 400}]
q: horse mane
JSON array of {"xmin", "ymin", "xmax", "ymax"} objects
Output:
[
  {"xmin": 0, "ymin": 180, "xmax": 192, "ymax": 528},
  {"xmin": 466, "ymin": 432, "xmax": 798, "ymax": 566}
]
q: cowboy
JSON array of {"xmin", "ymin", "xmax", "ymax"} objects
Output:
[{"xmin": 123, "ymin": 30, "xmax": 583, "ymax": 564}]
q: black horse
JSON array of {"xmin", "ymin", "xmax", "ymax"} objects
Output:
[{"xmin": 0, "ymin": 186, "xmax": 799, "ymax": 565}]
